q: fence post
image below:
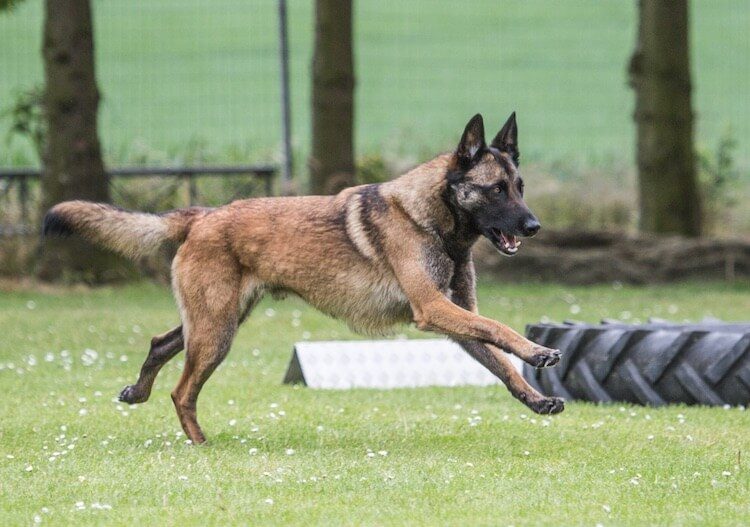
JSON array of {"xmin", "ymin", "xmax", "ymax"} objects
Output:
[
  {"xmin": 278, "ymin": 0, "xmax": 293, "ymax": 195},
  {"xmin": 18, "ymin": 174, "xmax": 29, "ymax": 226},
  {"xmin": 264, "ymin": 172, "xmax": 273, "ymax": 197},
  {"xmin": 187, "ymin": 174, "xmax": 197, "ymax": 206}
]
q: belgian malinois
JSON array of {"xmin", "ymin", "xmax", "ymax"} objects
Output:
[{"xmin": 44, "ymin": 113, "xmax": 564, "ymax": 444}]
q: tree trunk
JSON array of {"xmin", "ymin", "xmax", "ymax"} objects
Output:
[
  {"xmin": 37, "ymin": 0, "xmax": 125, "ymax": 282},
  {"xmin": 310, "ymin": 0, "xmax": 355, "ymax": 195},
  {"xmin": 629, "ymin": 0, "xmax": 702, "ymax": 236}
]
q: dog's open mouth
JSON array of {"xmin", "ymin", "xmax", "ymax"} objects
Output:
[{"xmin": 488, "ymin": 228, "xmax": 521, "ymax": 256}]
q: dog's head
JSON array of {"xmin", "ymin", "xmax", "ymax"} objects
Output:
[{"xmin": 446, "ymin": 113, "xmax": 540, "ymax": 256}]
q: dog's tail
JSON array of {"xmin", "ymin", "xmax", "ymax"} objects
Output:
[{"xmin": 43, "ymin": 201, "xmax": 208, "ymax": 260}]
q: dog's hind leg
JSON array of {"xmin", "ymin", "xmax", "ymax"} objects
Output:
[
  {"xmin": 169, "ymin": 255, "xmax": 262, "ymax": 444},
  {"xmin": 171, "ymin": 314, "xmax": 238, "ymax": 444},
  {"xmin": 119, "ymin": 325, "xmax": 184, "ymax": 404}
]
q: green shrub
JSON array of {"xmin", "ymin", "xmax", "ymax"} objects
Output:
[{"xmin": 698, "ymin": 128, "xmax": 742, "ymax": 234}]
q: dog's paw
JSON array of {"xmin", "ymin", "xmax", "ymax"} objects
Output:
[
  {"xmin": 528, "ymin": 396, "xmax": 565, "ymax": 415},
  {"xmin": 118, "ymin": 384, "xmax": 149, "ymax": 404},
  {"xmin": 528, "ymin": 347, "xmax": 562, "ymax": 369}
]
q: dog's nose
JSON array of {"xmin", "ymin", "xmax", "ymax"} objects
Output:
[{"xmin": 521, "ymin": 217, "xmax": 541, "ymax": 237}]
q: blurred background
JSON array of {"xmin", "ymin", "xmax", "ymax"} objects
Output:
[{"xmin": 0, "ymin": 0, "xmax": 748, "ymax": 282}]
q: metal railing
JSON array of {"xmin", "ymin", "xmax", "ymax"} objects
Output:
[{"xmin": 0, "ymin": 165, "xmax": 276, "ymax": 237}]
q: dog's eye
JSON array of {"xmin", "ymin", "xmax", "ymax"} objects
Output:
[
  {"xmin": 493, "ymin": 181, "xmax": 508, "ymax": 194},
  {"xmin": 518, "ymin": 179, "xmax": 525, "ymax": 194}
]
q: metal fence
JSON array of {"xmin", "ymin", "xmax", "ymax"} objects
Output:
[
  {"xmin": 0, "ymin": 1, "xmax": 288, "ymax": 237},
  {"xmin": 3, "ymin": 2, "xmax": 749, "ymax": 165},
  {"xmin": 0, "ymin": 166, "xmax": 275, "ymax": 236}
]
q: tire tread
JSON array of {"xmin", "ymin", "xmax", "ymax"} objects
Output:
[{"xmin": 524, "ymin": 322, "xmax": 750, "ymax": 406}]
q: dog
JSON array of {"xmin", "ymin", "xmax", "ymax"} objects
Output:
[{"xmin": 43, "ymin": 112, "xmax": 564, "ymax": 444}]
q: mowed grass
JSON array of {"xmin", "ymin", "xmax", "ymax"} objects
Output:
[
  {"xmin": 1, "ymin": 1, "xmax": 749, "ymax": 166},
  {"xmin": 0, "ymin": 280, "xmax": 749, "ymax": 525}
]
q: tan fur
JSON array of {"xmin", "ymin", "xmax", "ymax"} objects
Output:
[
  {"xmin": 47, "ymin": 201, "xmax": 207, "ymax": 259},
  {"xmin": 47, "ymin": 135, "xmax": 563, "ymax": 443}
]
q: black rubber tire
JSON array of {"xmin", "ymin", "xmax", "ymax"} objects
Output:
[{"xmin": 523, "ymin": 321, "xmax": 750, "ymax": 406}]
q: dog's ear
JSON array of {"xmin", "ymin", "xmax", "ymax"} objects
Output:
[
  {"xmin": 456, "ymin": 113, "xmax": 486, "ymax": 168},
  {"xmin": 491, "ymin": 111, "xmax": 519, "ymax": 165}
]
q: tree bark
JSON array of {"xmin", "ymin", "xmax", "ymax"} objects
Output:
[
  {"xmin": 37, "ymin": 0, "xmax": 125, "ymax": 282},
  {"xmin": 310, "ymin": 0, "xmax": 355, "ymax": 195},
  {"xmin": 629, "ymin": 0, "xmax": 702, "ymax": 236}
]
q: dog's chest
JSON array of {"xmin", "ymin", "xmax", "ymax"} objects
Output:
[
  {"xmin": 335, "ymin": 256, "xmax": 456, "ymax": 334},
  {"xmin": 295, "ymin": 241, "xmax": 458, "ymax": 335},
  {"xmin": 423, "ymin": 243, "xmax": 457, "ymax": 292},
  {"xmin": 337, "ymin": 271, "xmax": 413, "ymax": 333}
]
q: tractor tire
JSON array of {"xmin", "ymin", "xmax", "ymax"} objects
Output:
[{"xmin": 523, "ymin": 321, "xmax": 750, "ymax": 406}]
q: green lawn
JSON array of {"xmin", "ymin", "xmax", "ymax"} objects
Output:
[
  {"xmin": 0, "ymin": 279, "xmax": 749, "ymax": 525},
  {"xmin": 1, "ymin": 1, "xmax": 749, "ymax": 168}
]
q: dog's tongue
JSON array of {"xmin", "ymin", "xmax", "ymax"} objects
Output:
[{"xmin": 501, "ymin": 233, "xmax": 518, "ymax": 249}]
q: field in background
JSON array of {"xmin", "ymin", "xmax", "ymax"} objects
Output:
[
  {"xmin": 1, "ymin": 0, "xmax": 749, "ymax": 169},
  {"xmin": 1, "ymin": 280, "xmax": 749, "ymax": 525}
]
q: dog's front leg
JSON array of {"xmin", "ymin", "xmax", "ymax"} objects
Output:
[
  {"xmin": 381, "ymin": 218, "xmax": 559, "ymax": 367},
  {"xmin": 447, "ymin": 257, "xmax": 562, "ymax": 369},
  {"xmin": 444, "ymin": 258, "xmax": 563, "ymax": 414},
  {"xmin": 456, "ymin": 339, "xmax": 564, "ymax": 414},
  {"xmin": 408, "ymin": 289, "xmax": 564, "ymax": 413},
  {"xmin": 409, "ymin": 292, "xmax": 561, "ymax": 368}
]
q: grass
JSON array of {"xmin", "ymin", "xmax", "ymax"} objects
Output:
[
  {"xmin": 1, "ymin": 1, "xmax": 749, "ymax": 168},
  {"xmin": 1, "ymin": 279, "xmax": 749, "ymax": 526}
]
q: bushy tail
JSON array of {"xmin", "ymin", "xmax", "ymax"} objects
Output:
[{"xmin": 43, "ymin": 201, "xmax": 207, "ymax": 260}]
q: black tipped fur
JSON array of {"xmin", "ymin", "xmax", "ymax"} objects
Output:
[{"xmin": 42, "ymin": 210, "xmax": 74, "ymax": 237}]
